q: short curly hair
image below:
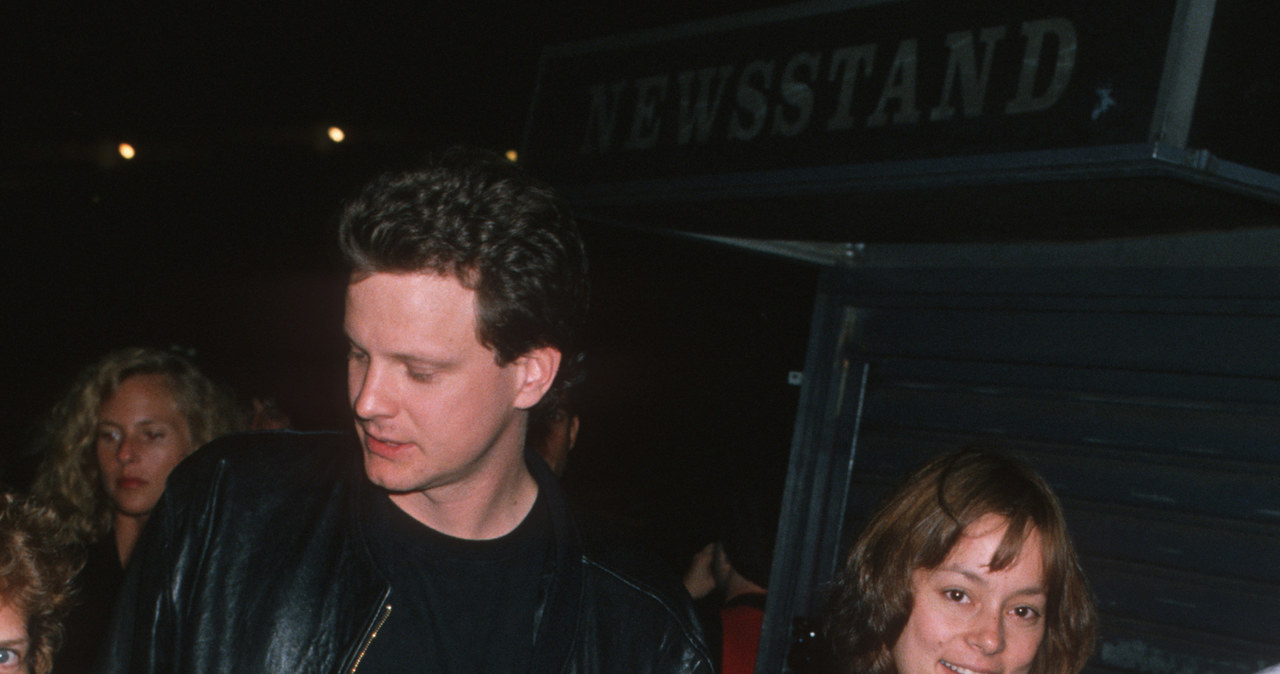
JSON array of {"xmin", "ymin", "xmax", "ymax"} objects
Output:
[
  {"xmin": 0, "ymin": 493, "xmax": 82, "ymax": 674},
  {"xmin": 338, "ymin": 147, "xmax": 590, "ymax": 407},
  {"xmin": 823, "ymin": 448, "xmax": 1098, "ymax": 674},
  {"xmin": 30, "ymin": 347, "xmax": 245, "ymax": 547}
]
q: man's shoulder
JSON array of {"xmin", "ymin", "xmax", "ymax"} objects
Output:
[
  {"xmin": 574, "ymin": 519, "xmax": 702, "ymax": 629},
  {"xmin": 570, "ymin": 524, "xmax": 713, "ymax": 671},
  {"xmin": 165, "ymin": 430, "xmax": 363, "ymax": 508},
  {"xmin": 182, "ymin": 429, "xmax": 358, "ymax": 474}
]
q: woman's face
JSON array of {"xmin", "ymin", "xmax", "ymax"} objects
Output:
[
  {"xmin": 95, "ymin": 373, "xmax": 194, "ymax": 520},
  {"xmin": 0, "ymin": 600, "xmax": 29, "ymax": 672},
  {"xmin": 891, "ymin": 513, "xmax": 1047, "ymax": 674}
]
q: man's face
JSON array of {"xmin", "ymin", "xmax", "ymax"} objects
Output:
[{"xmin": 345, "ymin": 272, "xmax": 546, "ymax": 496}]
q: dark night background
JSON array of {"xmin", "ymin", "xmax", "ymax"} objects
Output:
[{"xmin": 2, "ymin": 2, "xmax": 817, "ymax": 566}]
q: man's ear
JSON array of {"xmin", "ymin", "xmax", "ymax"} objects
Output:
[{"xmin": 513, "ymin": 346, "xmax": 562, "ymax": 410}]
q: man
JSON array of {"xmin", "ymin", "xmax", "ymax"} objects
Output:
[{"xmin": 99, "ymin": 148, "xmax": 712, "ymax": 673}]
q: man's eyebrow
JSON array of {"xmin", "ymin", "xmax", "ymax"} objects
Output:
[
  {"xmin": 391, "ymin": 352, "xmax": 458, "ymax": 369},
  {"xmin": 342, "ymin": 335, "xmax": 457, "ymax": 368}
]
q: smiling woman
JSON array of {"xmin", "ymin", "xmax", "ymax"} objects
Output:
[{"xmin": 822, "ymin": 448, "xmax": 1097, "ymax": 674}]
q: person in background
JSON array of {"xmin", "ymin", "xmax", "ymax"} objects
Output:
[
  {"xmin": 248, "ymin": 396, "xmax": 291, "ymax": 431},
  {"xmin": 684, "ymin": 492, "xmax": 776, "ymax": 674},
  {"xmin": 822, "ymin": 448, "xmax": 1097, "ymax": 674},
  {"xmin": 28, "ymin": 347, "xmax": 243, "ymax": 674},
  {"xmin": 526, "ymin": 387, "xmax": 580, "ymax": 476},
  {"xmin": 0, "ymin": 493, "xmax": 81, "ymax": 674},
  {"xmin": 98, "ymin": 148, "xmax": 712, "ymax": 673}
]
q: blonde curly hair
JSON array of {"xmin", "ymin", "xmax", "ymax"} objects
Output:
[
  {"xmin": 0, "ymin": 493, "xmax": 82, "ymax": 674},
  {"xmin": 30, "ymin": 347, "xmax": 244, "ymax": 547}
]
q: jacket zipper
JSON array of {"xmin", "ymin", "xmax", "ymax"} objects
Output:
[{"xmin": 348, "ymin": 603, "xmax": 392, "ymax": 673}]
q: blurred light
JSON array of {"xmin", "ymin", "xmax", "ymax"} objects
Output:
[
  {"xmin": 505, "ymin": 149, "xmax": 518, "ymax": 162},
  {"xmin": 328, "ymin": 126, "xmax": 345, "ymax": 143},
  {"xmin": 118, "ymin": 143, "xmax": 136, "ymax": 160}
]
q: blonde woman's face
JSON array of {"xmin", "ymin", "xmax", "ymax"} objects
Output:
[
  {"xmin": 95, "ymin": 374, "xmax": 194, "ymax": 520},
  {"xmin": 0, "ymin": 599, "xmax": 29, "ymax": 672},
  {"xmin": 891, "ymin": 514, "xmax": 1047, "ymax": 674}
]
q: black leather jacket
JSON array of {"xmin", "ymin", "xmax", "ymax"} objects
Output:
[{"xmin": 96, "ymin": 431, "xmax": 713, "ymax": 674}]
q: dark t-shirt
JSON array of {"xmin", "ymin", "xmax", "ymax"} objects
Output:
[{"xmin": 357, "ymin": 488, "xmax": 552, "ymax": 673}]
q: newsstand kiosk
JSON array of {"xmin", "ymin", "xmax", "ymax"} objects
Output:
[{"xmin": 523, "ymin": 1, "xmax": 1280, "ymax": 672}]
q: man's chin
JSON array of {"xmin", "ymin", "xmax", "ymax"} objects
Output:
[{"xmin": 363, "ymin": 468, "xmax": 417, "ymax": 495}]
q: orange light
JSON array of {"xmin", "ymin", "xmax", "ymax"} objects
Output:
[
  {"xmin": 328, "ymin": 126, "xmax": 345, "ymax": 143},
  {"xmin": 505, "ymin": 149, "xmax": 518, "ymax": 162},
  {"xmin": 118, "ymin": 143, "xmax": 136, "ymax": 160}
]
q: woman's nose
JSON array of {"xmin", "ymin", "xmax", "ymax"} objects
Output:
[
  {"xmin": 117, "ymin": 436, "xmax": 140, "ymax": 463},
  {"xmin": 966, "ymin": 610, "xmax": 1005, "ymax": 656}
]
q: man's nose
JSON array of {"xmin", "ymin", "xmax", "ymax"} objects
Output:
[{"xmin": 352, "ymin": 363, "xmax": 394, "ymax": 420}]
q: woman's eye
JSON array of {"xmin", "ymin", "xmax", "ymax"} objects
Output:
[
  {"xmin": 1012, "ymin": 605, "xmax": 1042, "ymax": 620},
  {"xmin": 944, "ymin": 589, "xmax": 968, "ymax": 603},
  {"xmin": 144, "ymin": 430, "xmax": 165, "ymax": 441},
  {"xmin": 408, "ymin": 370, "xmax": 434, "ymax": 383},
  {"xmin": 97, "ymin": 430, "xmax": 120, "ymax": 444}
]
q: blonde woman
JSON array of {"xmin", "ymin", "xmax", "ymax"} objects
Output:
[{"xmin": 30, "ymin": 347, "xmax": 243, "ymax": 673}]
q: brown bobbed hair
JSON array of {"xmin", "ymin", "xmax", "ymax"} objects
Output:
[
  {"xmin": 0, "ymin": 493, "xmax": 82, "ymax": 674},
  {"xmin": 823, "ymin": 447, "xmax": 1097, "ymax": 674}
]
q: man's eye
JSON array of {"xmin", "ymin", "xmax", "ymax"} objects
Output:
[
  {"xmin": 348, "ymin": 349, "xmax": 368, "ymax": 363},
  {"xmin": 145, "ymin": 430, "xmax": 165, "ymax": 441},
  {"xmin": 944, "ymin": 589, "xmax": 968, "ymax": 603},
  {"xmin": 408, "ymin": 370, "xmax": 434, "ymax": 383}
]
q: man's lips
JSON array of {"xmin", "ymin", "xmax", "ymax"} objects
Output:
[{"xmin": 364, "ymin": 433, "xmax": 409, "ymax": 458}]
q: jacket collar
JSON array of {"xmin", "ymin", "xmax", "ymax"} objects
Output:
[{"xmin": 526, "ymin": 444, "xmax": 585, "ymax": 672}]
